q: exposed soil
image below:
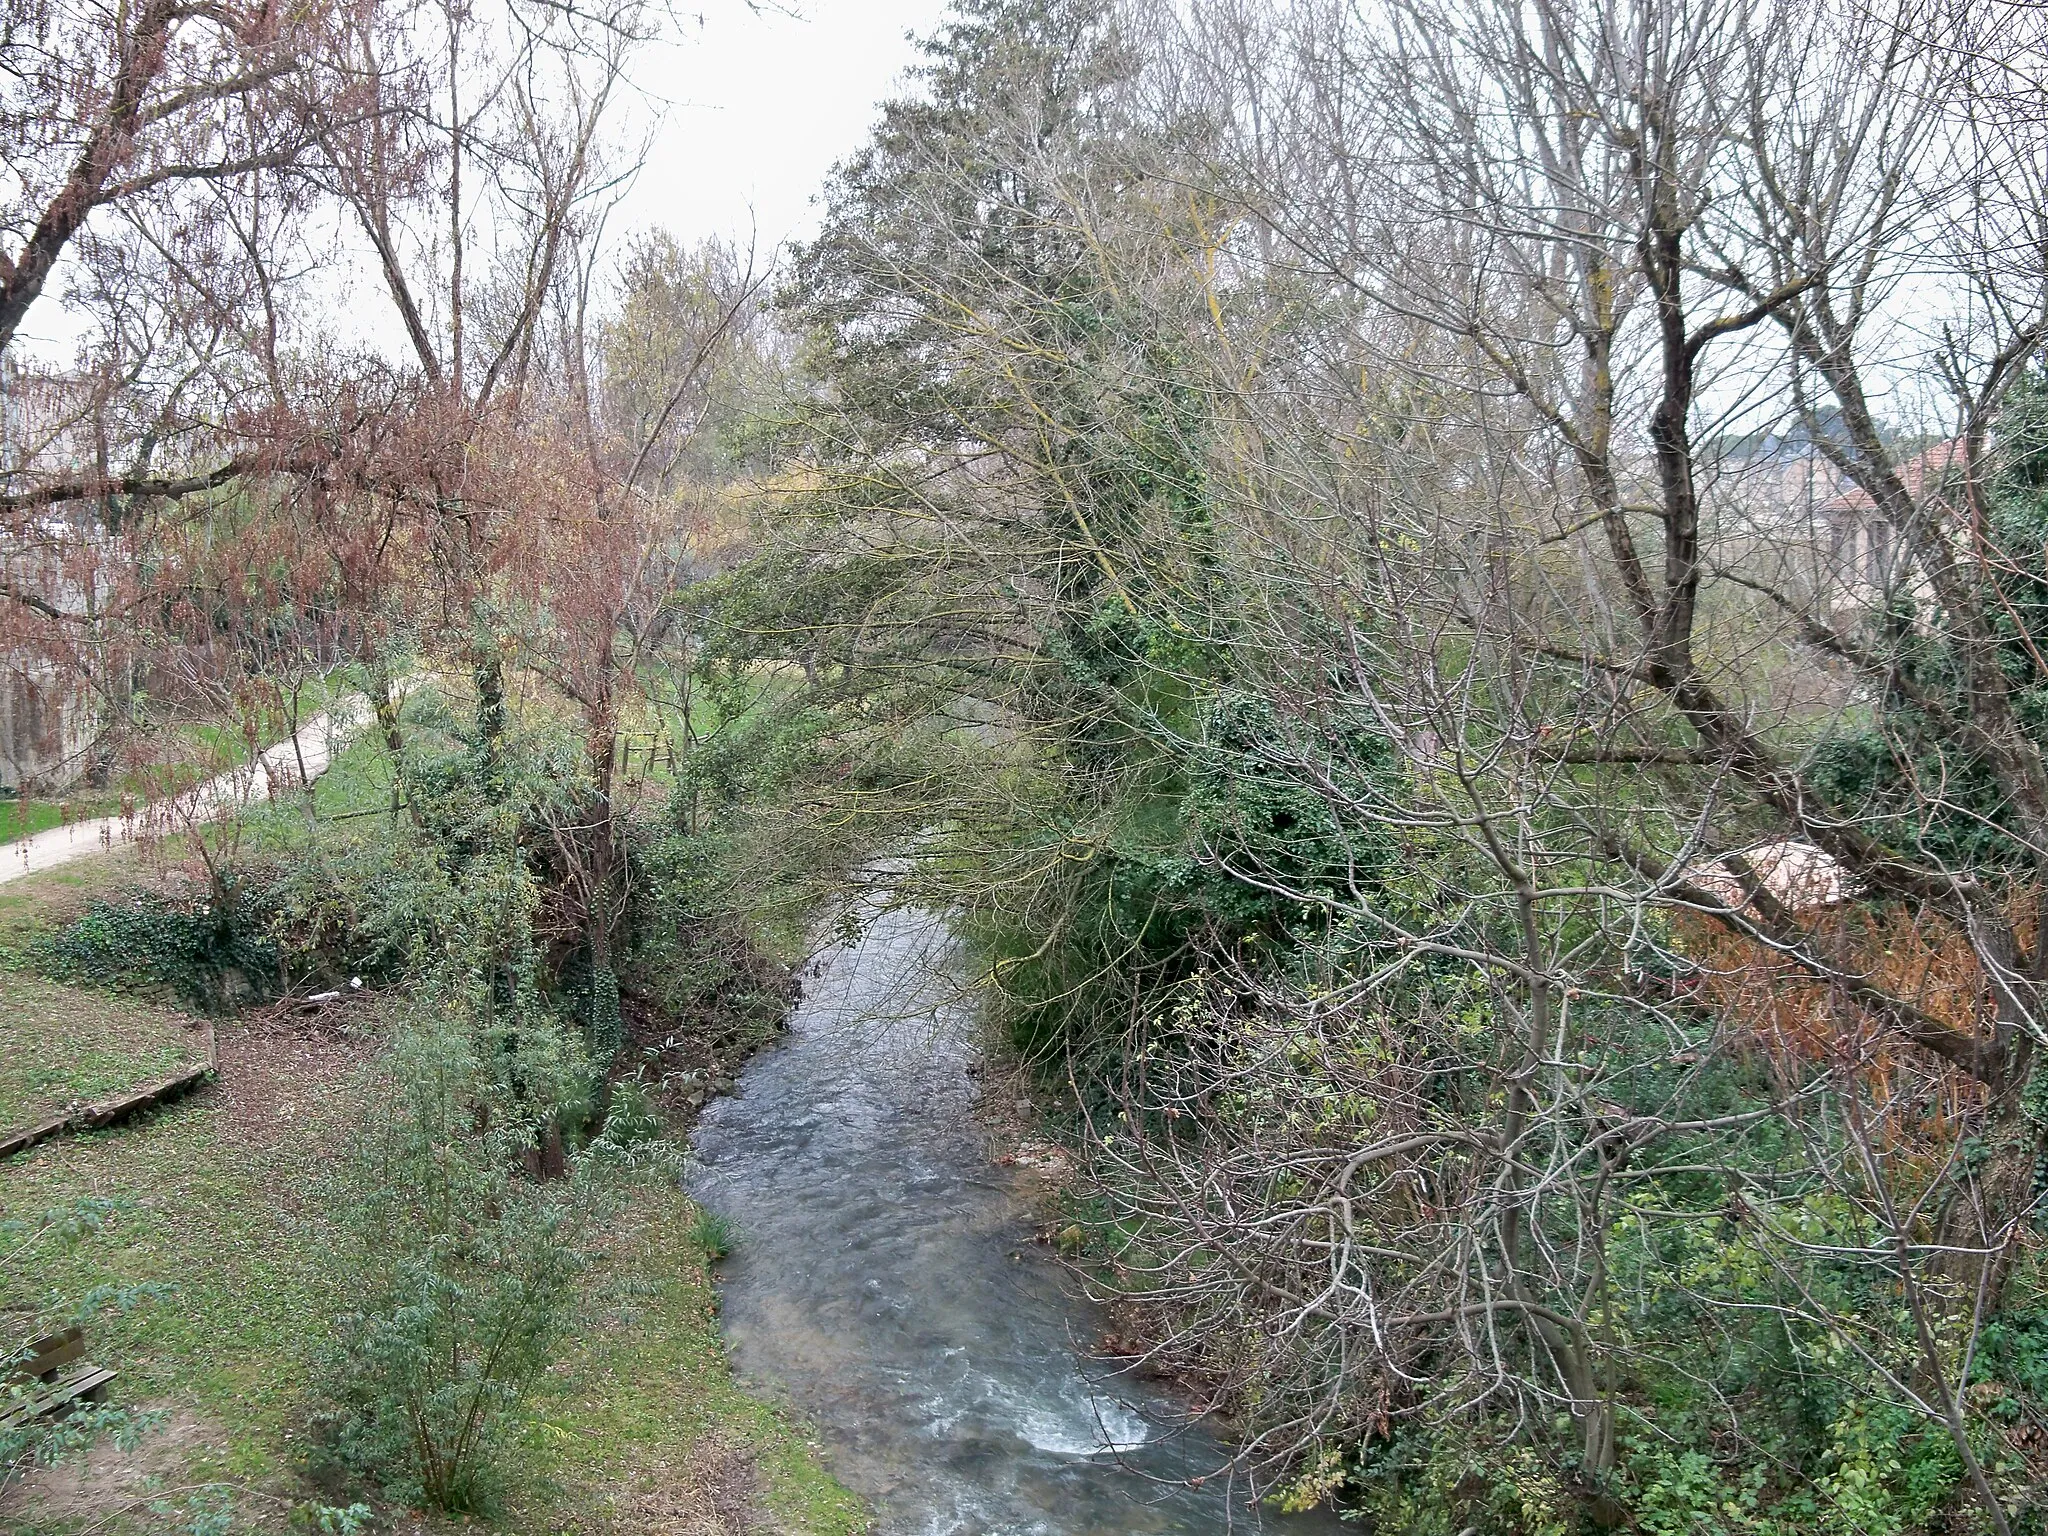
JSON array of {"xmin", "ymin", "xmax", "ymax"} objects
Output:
[
  {"xmin": 575, "ymin": 1435, "xmax": 767, "ymax": 1536},
  {"xmin": 3, "ymin": 1407, "xmax": 229, "ymax": 1525},
  {"xmin": 969, "ymin": 1049, "xmax": 1076, "ymax": 1191},
  {"xmin": 211, "ymin": 998, "xmax": 380, "ymax": 1152}
]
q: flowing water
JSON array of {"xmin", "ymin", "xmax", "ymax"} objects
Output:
[{"xmin": 688, "ymin": 898, "xmax": 1350, "ymax": 1536}]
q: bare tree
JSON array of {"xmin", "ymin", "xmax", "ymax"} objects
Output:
[
  {"xmin": 1050, "ymin": 0, "xmax": 2048, "ymax": 1521},
  {"xmin": 0, "ymin": 0, "xmax": 347, "ymax": 355},
  {"xmin": 751, "ymin": 0, "xmax": 2048, "ymax": 1524}
]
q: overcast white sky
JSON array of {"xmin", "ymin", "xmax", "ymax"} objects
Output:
[
  {"xmin": 10, "ymin": 0, "xmax": 949, "ymax": 364},
  {"xmin": 614, "ymin": 0, "xmax": 952, "ymax": 256}
]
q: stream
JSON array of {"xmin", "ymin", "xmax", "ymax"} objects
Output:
[{"xmin": 688, "ymin": 897, "xmax": 1351, "ymax": 1536}]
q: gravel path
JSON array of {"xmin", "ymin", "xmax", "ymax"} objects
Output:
[{"xmin": 0, "ymin": 698, "xmax": 369, "ymax": 885}]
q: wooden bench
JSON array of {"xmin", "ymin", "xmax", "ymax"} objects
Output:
[{"xmin": 1, "ymin": 1325, "xmax": 118, "ymax": 1427}]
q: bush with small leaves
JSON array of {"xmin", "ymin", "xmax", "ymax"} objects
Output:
[{"xmin": 316, "ymin": 1006, "xmax": 606, "ymax": 1513}]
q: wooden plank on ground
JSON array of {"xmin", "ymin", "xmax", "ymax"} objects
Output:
[
  {"xmin": 68, "ymin": 1061, "xmax": 214, "ymax": 1130},
  {"xmin": 0, "ymin": 1113, "xmax": 68, "ymax": 1160},
  {"xmin": 0, "ymin": 1060, "xmax": 214, "ymax": 1160}
]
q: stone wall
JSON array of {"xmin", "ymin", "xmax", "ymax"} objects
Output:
[{"xmin": 0, "ymin": 660, "xmax": 90, "ymax": 791}]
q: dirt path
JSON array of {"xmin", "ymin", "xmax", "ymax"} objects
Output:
[{"xmin": 0, "ymin": 699, "xmax": 368, "ymax": 886}]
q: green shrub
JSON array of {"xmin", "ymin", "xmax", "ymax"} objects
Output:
[
  {"xmin": 34, "ymin": 892, "xmax": 280, "ymax": 1009},
  {"xmin": 595, "ymin": 1077, "xmax": 664, "ymax": 1152},
  {"xmin": 316, "ymin": 1007, "xmax": 600, "ymax": 1513}
]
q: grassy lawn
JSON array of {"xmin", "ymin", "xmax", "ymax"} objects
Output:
[
  {"xmin": 0, "ymin": 1003, "xmax": 362, "ymax": 1533},
  {"xmin": 1, "ymin": 685, "xmax": 868, "ymax": 1534},
  {"xmin": 0, "ymin": 849, "xmax": 180, "ymax": 951},
  {"xmin": 507, "ymin": 1186, "xmax": 865, "ymax": 1535},
  {"xmin": 0, "ymin": 974, "xmax": 209, "ymax": 1130},
  {"xmin": 0, "ymin": 797, "xmax": 123, "ymax": 848},
  {"xmin": 1, "ymin": 987, "xmax": 865, "ymax": 1536}
]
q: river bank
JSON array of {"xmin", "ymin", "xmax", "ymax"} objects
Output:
[{"xmin": 0, "ymin": 846, "xmax": 865, "ymax": 1536}]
